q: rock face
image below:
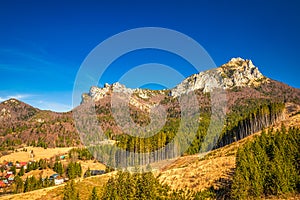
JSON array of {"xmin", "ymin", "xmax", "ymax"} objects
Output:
[
  {"xmin": 82, "ymin": 82, "xmax": 166, "ymax": 104},
  {"xmin": 171, "ymin": 57, "xmax": 267, "ymax": 97},
  {"xmin": 82, "ymin": 57, "xmax": 268, "ymax": 101}
]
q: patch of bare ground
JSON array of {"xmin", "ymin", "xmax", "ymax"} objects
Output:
[{"xmin": 158, "ymin": 155, "xmax": 235, "ymax": 192}]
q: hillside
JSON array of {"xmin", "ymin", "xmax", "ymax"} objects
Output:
[
  {"xmin": 0, "ymin": 99, "xmax": 79, "ymax": 150},
  {"xmin": 159, "ymin": 103, "xmax": 300, "ymax": 192},
  {"xmin": 1, "ymin": 106, "xmax": 299, "ymax": 200}
]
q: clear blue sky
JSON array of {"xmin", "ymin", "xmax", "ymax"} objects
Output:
[{"xmin": 0, "ymin": 0, "xmax": 299, "ymax": 112}]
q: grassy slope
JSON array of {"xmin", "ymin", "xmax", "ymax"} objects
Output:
[{"xmin": 1, "ymin": 104, "xmax": 300, "ymax": 200}]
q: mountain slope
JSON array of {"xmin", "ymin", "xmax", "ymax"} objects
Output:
[
  {"xmin": 77, "ymin": 58, "xmax": 299, "ymax": 161},
  {"xmin": 0, "ymin": 99, "xmax": 79, "ymax": 150},
  {"xmin": 2, "ymin": 108, "xmax": 299, "ymax": 200},
  {"xmin": 159, "ymin": 103, "xmax": 300, "ymax": 185}
]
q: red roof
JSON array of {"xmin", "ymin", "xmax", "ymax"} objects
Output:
[
  {"xmin": 0, "ymin": 181, "xmax": 6, "ymax": 188},
  {"xmin": 20, "ymin": 162, "xmax": 27, "ymax": 166},
  {"xmin": 5, "ymin": 174, "xmax": 12, "ymax": 179}
]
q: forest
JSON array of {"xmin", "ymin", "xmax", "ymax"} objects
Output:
[
  {"xmin": 231, "ymin": 126, "xmax": 300, "ymax": 199},
  {"xmin": 87, "ymin": 99, "xmax": 285, "ymax": 168}
]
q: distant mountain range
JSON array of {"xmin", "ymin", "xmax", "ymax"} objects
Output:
[{"xmin": 1, "ymin": 58, "xmax": 299, "ymax": 152}]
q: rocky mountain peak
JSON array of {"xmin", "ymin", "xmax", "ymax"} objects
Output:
[
  {"xmin": 218, "ymin": 57, "xmax": 267, "ymax": 86},
  {"xmin": 81, "ymin": 82, "xmax": 166, "ymax": 104},
  {"xmin": 221, "ymin": 57, "xmax": 257, "ymax": 72},
  {"xmin": 171, "ymin": 57, "xmax": 268, "ymax": 97}
]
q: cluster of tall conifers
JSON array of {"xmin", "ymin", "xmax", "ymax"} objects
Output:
[
  {"xmin": 65, "ymin": 167, "xmax": 215, "ymax": 200},
  {"xmin": 231, "ymin": 126, "xmax": 300, "ymax": 199},
  {"xmin": 217, "ymin": 101, "xmax": 285, "ymax": 148}
]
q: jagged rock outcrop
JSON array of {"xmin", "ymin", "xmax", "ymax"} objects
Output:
[
  {"xmin": 82, "ymin": 82, "xmax": 164, "ymax": 103},
  {"xmin": 171, "ymin": 57, "xmax": 268, "ymax": 97}
]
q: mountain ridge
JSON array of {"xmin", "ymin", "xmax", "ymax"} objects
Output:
[{"xmin": 82, "ymin": 57, "xmax": 269, "ymax": 103}]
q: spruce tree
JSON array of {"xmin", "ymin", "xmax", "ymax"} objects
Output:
[
  {"xmin": 89, "ymin": 187, "xmax": 99, "ymax": 200},
  {"xmin": 18, "ymin": 166, "xmax": 25, "ymax": 176},
  {"xmin": 63, "ymin": 180, "xmax": 80, "ymax": 200}
]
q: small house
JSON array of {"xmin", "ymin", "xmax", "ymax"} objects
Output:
[
  {"xmin": 5, "ymin": 174, "xmax": 12, "ymax": 179},
  {"xmin": 84, "ymin": 169, "xmax": 105, "ymax": 177},
  {"xmin": 54, "ymin": 177, "xmax": 64, "ymax": 185},
  {"xmin": 8, "ymin": 175, "xmax": 14, "ymax": 181},
  {"xmin": 16, "ymin": 162, "xmax": 27, "ymax": 169},
  {"xmin": 49, "ymin": 174, "xmax": 59, "ymax": 180},
  {"xmin": 91, "ymin": 170, "xmax": 105, "ymax": 176}
]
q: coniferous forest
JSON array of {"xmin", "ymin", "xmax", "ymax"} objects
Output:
[{"xmin": 231, "ymin": 126, "xmax": 300, "ymax": 199}]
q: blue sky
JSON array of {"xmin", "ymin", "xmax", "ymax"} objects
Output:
[{"xmin": 0, "ymin": 0, "xmax": 299, "ymax": 112}]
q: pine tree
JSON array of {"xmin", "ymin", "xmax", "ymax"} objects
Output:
[
  {"xmin": 18, "ymin": 166, "xmax": 25, "ymax": 176},
  {"xmin": 67, "ymin": 162, "xmax": 76, "ymax": 179},
  {"xmin": 231, "ymin": 127, "xmax": 300, "ymax": 198},
  {"xmin": 13, "ymin": 175, "xmax": 24, "ymax": 193},
  {"xmin": 23, "ymin": 177, "xmax": 30, "ymax": 192},
  {"xmin": 85, "ymin": 167, "xmax": 91, "ymax": 177},
  {"xmin": 53, "ymin": 161, "xmax": 64, "ymax": 175},
  {"xmin": 10, "ymin": 165, "xmax": 16, "ymax": 175},
  {"xmin": 63, "ymin": 180, "xmax": 80, "ymax": 200},
  {"xmin": 89, "ymin": 187, "xmax": 99, "ymax": 200}
]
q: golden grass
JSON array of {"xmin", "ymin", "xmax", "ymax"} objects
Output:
[
  {"xmin": 21, "ymin": 168, "xmax": 57, "ymax": 179},
  {"xmin": 77, "ymin": 160, "xmax": 106, "ymax": 177},
  {"xmin": 0, "ymin": 184, "xmax": 65, "ymax": 200},
  {"xmin": 0, "ymin": 147, "xmax": 73, "ymax": 163},
  {"xmin": 36, "ymin": 172, "xmax": 115, "ymax": 200}
]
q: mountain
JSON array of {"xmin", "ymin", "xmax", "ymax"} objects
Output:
[
  {"xmin": 80, "ymin": 57, "xmax": 299, "ymax": 141},
  {"xmin": 0, "ymin": 99, "xmax": 79, "ymax": 150},
  {"xmin": 0, "ymin": 98, "xmax": 38, "ymax": 122},
  {"xmin": 0, "ymin": 58, "xmax": 299, "ymax": 153}
]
